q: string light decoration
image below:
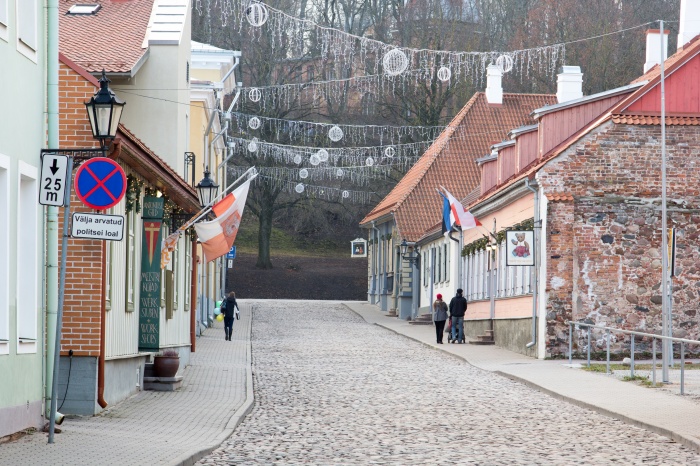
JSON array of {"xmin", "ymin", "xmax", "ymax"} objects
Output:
[
  {"xmin": 496, "ymin": 54, "xmax": 514, "ymax": 73},
  {"xmin": 248, "ymin": 88, "xmax": 262, "ymax": 102},
  {"xmin": 299, "ymin": 168, "xmax": 309, "ymax": 178},
  {"xmin": 309, "ymin": 153, "xmax": 321, "ymax": 165},
  {"xmin": 248, "ymin": 116, "xmax": 261, "ymax": 129},
  {"xmin": 383, "ymin": 49, "xmax": 409, "ymax": 76},
  {"xmin": 293, "ymin": 154, "xmax": 302, "ymax": 164},
  {"xmin": 437, "ymin": 66, "xmax": 452, "ymax": 82},
  {"xmin": 384, "ymin": 146, "xmax": 395, "ymax": 158},
  {"xmin": 248, "ymin": 139, "xmax": 259, "ymax": 152},
  {"xmin": 295, "ymin": 183, "xmax": 305, "ymax": 193},
  {"xmin": 229, "ymin": 112, "xmax": 443, "ymax": 145},
  {"xmin": 245, "ymin": 2, "xmax": 269, "ymax": 27},
  {"xmin": 317, "ymin": 149, "xmax": 329, "ymax": 162},
  {"xmin": 365, "ymin": 156, "xmax": 375, "ymax": 167},
  {"xmin": 328, "ymin": 125, "xmax": 344, "ymax": 142}
]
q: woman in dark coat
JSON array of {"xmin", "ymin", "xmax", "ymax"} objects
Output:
[
  {"xmin": 222, "ymin": 292, "xmax": 239, "ymax": 341},
  {"xmin": 433, "ymin": 293, "xmax": 448, "ymax": 344}
]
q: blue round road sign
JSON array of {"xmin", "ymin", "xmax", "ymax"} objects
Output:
[{"xmin": 74, "ymin": 157, "xmax": 127, "ymax": 210}]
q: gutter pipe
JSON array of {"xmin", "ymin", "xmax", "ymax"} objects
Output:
[
  {"xmin": 371, "ymin": 221, "xmax": 380, "ymax": 302},
  {"xmin": 46, "ymin": 0, "xmax": 59, "ymax": 419},
  {"xmin": 525, "ymin": 177, "xmax": 539, "ymax": 348}
]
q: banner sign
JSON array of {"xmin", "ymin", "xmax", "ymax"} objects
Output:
[
  {"xmin": 351, "ymin": 238, "xmax": 367, "ymax": 258},
  {"xmin": 138, "ymin": 196, "xmax": 164, "ymax": 350}
]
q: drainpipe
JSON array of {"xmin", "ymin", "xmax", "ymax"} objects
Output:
[
  {"xmin": 45, "ymin": 0, "xmax": 59, "ymax": 418},
  {"xmin": 190, "ymin": 236, "xmax": 197, "ymax": 352},
  {"xmin": 525, "ymin": 177, "xmax": 539, "ymax": 348},
  {"xmin": 371, "ymin": 221, "xmax": 380, "ymax": 304},
  {"xmin": 97, "ymin": 243, "xmax": 108, "ymax": 409}
]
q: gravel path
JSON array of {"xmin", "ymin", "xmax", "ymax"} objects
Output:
[{"xmin": 198, "ymin": 302, "xmax": 700, "ymax": 465}]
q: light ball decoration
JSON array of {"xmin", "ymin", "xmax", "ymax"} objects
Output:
[
  {"xmin": 247, "ymin": 140, "xmax": 258, "ymax": 152},
  {"xmin": 496, "ymin": 54, "xmax": 514, "ymax": 73},
  {"xmin": 245, "ymin": 2, "xmax": 269, "ymax": 27},
  {"xmin": 309, "ymin": 153, "xmax": 321, "ymax": 166},
  {"xmin": 365, "ymin": 156, "xmax": 375, "ymax": 167},
  {"xmin": 299, "ymin": 169, "xmax": 309, "ymax": 179},
  {"xmin": 293, "ymin": 154, "xmax": 302, "ymax": 165},
  {"xmin": 248, "ymin": 88, "xmax": 262, "ymax": 102},
  {"xmin": 382, "ymin": 48, "xmax": 409, "ymax": 76},
  {"xmin": 437, "ymin": 66, "xmax": 452, "ymax": 82},
  {"xmin": 248, "ymin": 116, "xmax": 261, "ymax": 130},
  {"xmin": 384, "ymin": 146, "xmax": 395, "ymax": 158},
  {"xmin": 328, "ymin": 125, "xmax": 344, "ymax": 142},
  {"xmin": 342, "ymin": 190, "xmax": 350, "ymax": 199},
  {"xmin": 295, "ymin": 183, "xmax": 305, "ymax": 193},
  {"xmin": 336, "ymin": 168, "xmax": 344, "ymax": 177},
  {"xmin": 317, "ymin": 149, "xmax": 329, "ymax": 162}
]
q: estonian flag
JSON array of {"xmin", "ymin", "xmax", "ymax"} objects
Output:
[{"xmin": 439, "ymin": 187, "xmax": 481, "ymax": 234}]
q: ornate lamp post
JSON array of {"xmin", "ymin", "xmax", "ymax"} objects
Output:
[
  {"xmin": 84, "ymin": 70, "xmax": 125, "ymax": 150},
  {"xmin": 196, "ymin": 168, "xmax": 219, "ymax": 208}
]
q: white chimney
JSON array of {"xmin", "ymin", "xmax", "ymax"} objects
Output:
[
  {"xmin": 678, "ymin": 0, "xmax": 700, "ymax": 49},
  {"xmin": 556, "ymin": 66, "xmax": 583, "ymax": 104},
  {"xmin": 485, "ymin": 64, "xmax": 503, "ymax": 105},
  {"xmin": 644, "ymin": 29, "xmax": 669, "ymax": 73}
]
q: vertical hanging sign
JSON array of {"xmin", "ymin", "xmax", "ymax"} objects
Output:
[{"xmin": 138, "ymin": 196, "xmax": 164, "ymax": 350}]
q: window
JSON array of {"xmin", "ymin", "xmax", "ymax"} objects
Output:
[
  {"xmin": 125, "ymin": 207, "xmax": 137, "ymax": 311},
  {"xmin": 437, "ymin": 247, "xmax": 442, "ymax": 282},
  {"xmin": 423, "ymin": 251, "xmax": 428, "ymax": 286},
  {"xmin": 17, "ymin": 0, "xmax": 38, "ymax": 52},
  {"xmin": 67, "ymin": 4, "xmax": 101, "ymax": 15},
  {"xmin": 0, "ymin": 154, "xmax": 9, "ymax": 353},
  {"xmin": 17, "ymin": 161, "xmax": 38, "ymax": 353},
  {"xmin": 444, "ymin": 243, "xmax": 449, "ymax": 282},
  {"xmin": 0, "ymin": 0, "xmax": 8, "ymax": 42},
  {"xmin": 464, "ymin": 240, "xmax": 533, "ymax": 302},
  {"xmin": 184, "ymin": 238, "xmax": 191, "ymax": 312}
]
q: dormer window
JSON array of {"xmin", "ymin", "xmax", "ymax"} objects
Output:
[{"xmin": 67, "ymin": 4, "xmax": 101, "ymax": 15}]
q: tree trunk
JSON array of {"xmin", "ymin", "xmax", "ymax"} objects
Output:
[{"xmin": 256, "ymin": 202, "xmax": 274, "ymax": 269}]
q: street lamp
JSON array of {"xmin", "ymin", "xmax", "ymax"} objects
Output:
[
  {"xmin": 84, "ymin": 70, "xmax": 125, "ymax": 147},
  {"xmin": 400, "ymin": 238, "xmax": 420, "ymax": 265},
  {"xmin": 196, "ymin": 168, "xmax": 219, "ymax": 208}
]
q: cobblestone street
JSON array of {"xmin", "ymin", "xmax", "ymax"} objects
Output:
[{"xmin": 198, "ymin": 302, "xmax": 700, "ymax": 465}]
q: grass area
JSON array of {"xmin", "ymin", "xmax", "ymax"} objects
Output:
[
  {"xmin": 582, "ymin": 363, "xmax": 700, "ymax": 373},
  {"xmin": 236, "ymin": 217, "xmax": 350, "ymax": 257}
]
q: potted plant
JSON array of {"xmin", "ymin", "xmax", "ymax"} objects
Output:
[{"xmin": 153, "ymin": 349, "xmax": 179, "ymax": 378}]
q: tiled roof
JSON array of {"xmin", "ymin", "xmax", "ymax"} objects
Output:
[
  {"xmin": 631, "ymin": 35, "xmax": 700, "ymax": 84},
  {"xmin": 60, "ymin": 0, "xmax": 155, "ymax": 74},
  {"xmin": 611, "ymin": 115, "xmax": 700, "ymax": 125},
  {"xmin": 360, "ymin": 92, "xmax": 554, "ymax": 241}
]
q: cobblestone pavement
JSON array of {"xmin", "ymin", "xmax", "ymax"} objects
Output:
[{"xmin": 198, "ymin": 302, "xmax": 700, "ymax": 465}]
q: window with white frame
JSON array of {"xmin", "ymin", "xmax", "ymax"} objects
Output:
[
  {"xmin": 125, "ymin": 207, "xmax": 137, "ymax": 311},
  {"xmin": 0, "ymin": 0, "xmax": 8, "ymax": 42},
  {"xmin": 173, "ymin": 236, "xmax": 179, "ymax": 311},
  {"xmin": 423, "ymin": 251, "xmax": 428, "ymax": 286},
  {"xmin": 17, "ymin": 162, "xmax": 38, "ymax": 352},
  {"xmin": 184, "ymin": 237, "xmax": 191, "ymax": 312},
  {"xmin": 464, "ymin": 237, "xmax": 533, "ymax": 302},
  {"xmin": 437, "ymin": 247, "xmax": 442, "ymax": 282},
  {"xmin": 0, "ymin": 154, "xmax": 9, "ymax": 351},
  {"xmin": 17, "ymin": 0, "xmax": 38, "ymax": 52},
  {"xmin": 444, "ymin": 243, "xmax": 449, "ymax": 282}
]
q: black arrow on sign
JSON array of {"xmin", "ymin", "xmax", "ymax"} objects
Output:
[{"xmin": 50, "ymin": 158, "xmax": 60, "ymax": 175}]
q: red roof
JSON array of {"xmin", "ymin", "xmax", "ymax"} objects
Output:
[
  {"xmin": 59, "ymin": 0, "xmax": 155, "ymax": 74},
  {"xmin": 360, "ymin": 92, "xmax": 553, "ymax": 241}
]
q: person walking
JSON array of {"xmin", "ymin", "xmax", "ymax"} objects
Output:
[
  {"xmin": 221, "ymin": 291, "xmax": 239, "ymax": 341},
  {"xmin": 432, "ymin": 294, "xmax": 448, "ymax": 344},
  {"xmin": 449, "ymin": 288, "xmax": 467, "ymax": 344}
]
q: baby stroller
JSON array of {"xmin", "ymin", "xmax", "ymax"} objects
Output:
[{"xmin": 446, "ymin": 317, "xmax": 465, "ymax": 344}]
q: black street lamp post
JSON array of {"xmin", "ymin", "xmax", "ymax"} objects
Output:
[
  {"xmin": 196, "ymin": 168, "xmax": 219, "ymax": 208},
  {"xmin": 84, "ymin": 70, "xmax": 125, "ymax": 151}
]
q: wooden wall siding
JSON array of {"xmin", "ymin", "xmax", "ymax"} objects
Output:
[
  {"xmin": 627, "ymin": 57, "xmax": 700, "ymax": 114},
  {"xmin": 517, "ymin": 131, "xmax": 538, "ymax": 171},
  {"xmin": 498, "ymin": 146, "xmax": 516, "ymax": 184},
  {"xmin": 538, "ymin": 95, "xmax": 626, "ymax": 158},
  {"xmin": 481, "ymin": 161, "xmax": 499, "ymax": 195}
]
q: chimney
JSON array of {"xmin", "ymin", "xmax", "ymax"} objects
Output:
[
  {"xmin": 556, "ymin": 66, "xmax": 583, "ymax": 104},
  {"xmin": 485, "ymin": 64, "xmax": 502, "ymax": 105},
  {"xmin": 678, "ymin": 0, "xmax": 700, "ymax": 49},
  {"xmin": 644, "ymin": 29, "xmax": 669, "ymax": 72}
]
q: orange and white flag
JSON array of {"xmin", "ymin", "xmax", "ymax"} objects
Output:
[
  {"xmin": 194, "ymin": 179, "xmax": 251, "ymax": 262},
  {"xmin": 160, "ymin": 231, "xmax": 181, "ymax": 269}
]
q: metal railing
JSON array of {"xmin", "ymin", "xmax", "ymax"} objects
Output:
[{"xmin": 567, "ymin": 321, "xmax": 700, "ymax": 395}]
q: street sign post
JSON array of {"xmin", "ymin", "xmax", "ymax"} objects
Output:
[
  {"xmin": 71, "ymin": 212, "xmax": 124, "ymax": 241},
  {"xmin": 226, "ymin": 245, "xmax": 236, "ymax": 259},
  {"xmin": 74, "ymin": 157, "xmax": 126, "ymax": 210},
  {"xmin": 227, "ymin": 259, "xmax": 233, "ymax": 269},
  {"xmin": 39, "ymin": 153, "xmax": 69, "ymax": 206}
]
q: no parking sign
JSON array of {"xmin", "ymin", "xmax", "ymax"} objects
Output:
[{"xmin": 74, "ymin": 157, "xmax": 126, "ymax": 210}]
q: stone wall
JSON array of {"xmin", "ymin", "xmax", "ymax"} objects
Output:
[{"xmin": 539, "ymin": 122, "xmax": 700, "ymax": 356}]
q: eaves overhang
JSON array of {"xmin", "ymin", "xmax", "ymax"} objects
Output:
[{"xmin": 531, "ymin": 82, "xmax": 646, "ymax": 120}]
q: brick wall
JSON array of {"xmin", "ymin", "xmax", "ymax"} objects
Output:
[
  {"xmin": 57, "ymin": 62, "xmax": 103, "ymax": 356},
  {"xmin": 539, "ymin": 122, "xmax": 700, "ymax": 356}
]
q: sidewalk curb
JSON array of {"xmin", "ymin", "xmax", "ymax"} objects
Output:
[
  {"xmin": 345, "ymin": 304, "xmax": 700, "ymax": 455},
  {"xmin": 173, "ymin": 305, "xmax": 256, "ymax": 466}
]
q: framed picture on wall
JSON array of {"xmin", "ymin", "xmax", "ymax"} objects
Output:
[{"xmin": 505, "ymin": 230, "xmax": 535, "ymax": 266}]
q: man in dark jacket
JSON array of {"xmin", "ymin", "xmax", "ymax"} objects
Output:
[
  {"xmin": 449, "ymin": 288, "xmax": 467, "ymax": 343},
  {"xmin": 221, "ymin": 292, "xmax": 239, "ymax": 341}
]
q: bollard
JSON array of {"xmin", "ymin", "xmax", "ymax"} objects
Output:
[
  {"xmin": 587, "ymin": 326, "xmax": 591, "ymax": 368},
  {"xmin": 568, "ymin": 322, "xmax": 573, "ymax": 365},
  {"xmin": 630, "ymin": 335, "xmax": 635, "ymax": 378},
  {"xmin": 652, "ymin": 338, "xmax": 657, "ymax": 387},
  {"xmin": 681, "ymin": 342, "xmax": 685, "ymax": 395},
  {"xmin": 606, "ymin": 329, "xmax": 610, "ymax": 374}
]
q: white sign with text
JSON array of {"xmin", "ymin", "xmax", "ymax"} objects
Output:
[{"xmin": 71, "ymin": 213, "xmax": 124, "ymax": 241}]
